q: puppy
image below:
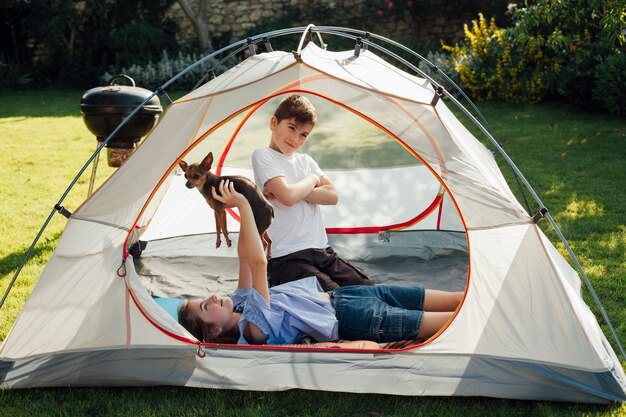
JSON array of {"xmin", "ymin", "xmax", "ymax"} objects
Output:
[{"xmin": 179, "ymin": 152, "xmax": 274, "ymax": 256}]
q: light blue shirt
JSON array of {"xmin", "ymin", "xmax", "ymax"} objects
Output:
[{"xmin": 232, "ymin": 277, "xmax": 339, "ymax": 345}]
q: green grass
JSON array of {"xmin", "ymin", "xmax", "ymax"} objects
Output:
[
  {"xmin": 0, "ymin": 90, "xmax": 625, "ymax": 416},
  {"xmin": 456, "ymin": 101, "xmax": 626, "ymax": 340},
  {"xmin": 0, "ymin": 387, "xmax": 620, "ymax": 417},
  {"xmin": 0, "ymin": 90, "xmax": 117, "ymax": 341}
]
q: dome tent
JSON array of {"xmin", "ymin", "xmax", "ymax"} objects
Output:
[{"xmin": 1, "ymin": 26, "xmax": 624, "ymax": 403}]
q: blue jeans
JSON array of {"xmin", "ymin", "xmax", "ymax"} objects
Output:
[{"xmin": 330, "ymin": 285, "xmax": 425, "ymax": 343}]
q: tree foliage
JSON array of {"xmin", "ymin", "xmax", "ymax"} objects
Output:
[
  {"xmin": 444, "ymin": 0, "xmax": 625, "ymax": 112},
  {"xmin": 593, "ymin": 51, "xmax": 626, "ymax": 116},
  {"xmin": 0, "ymin": 0, "xmax": 178, "ymax": 88},
  {"xmin": 507, "ymin": 0, "xmax": 625, "ymax": 108}
]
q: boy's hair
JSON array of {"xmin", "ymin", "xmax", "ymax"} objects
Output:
[
  {"xmin": 178, "ymin": 298, "xmax": 238, "ymax": 344},
  {"xmin": 273, "ymin": 94, "xmax": 318, "ymax": 126}
]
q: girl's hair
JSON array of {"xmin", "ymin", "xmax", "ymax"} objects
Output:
[
  {"xmin": 273, "ymin": 94, "xmax": 318, "ymax": 126},
  {"xmin": 178, "ymin": 298, "xmax": 239, "ymax": 344}
]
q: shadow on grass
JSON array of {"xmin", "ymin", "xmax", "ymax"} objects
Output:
[{"xmin": 0, "ymin": 232, "xmax": 61, "ymax": 278}]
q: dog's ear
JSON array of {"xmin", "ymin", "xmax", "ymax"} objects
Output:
[
  {"xmin": 178, "ymin": 160, "xmax": 188, "ymax": 171},
  {"xmin": 201, "ymin": 152, "xmax": 214, "ymax": 171}
]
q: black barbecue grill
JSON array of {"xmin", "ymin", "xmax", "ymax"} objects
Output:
[{"xmin": 80, "ymin": 74, "xmax": 162, "ymax": 168}]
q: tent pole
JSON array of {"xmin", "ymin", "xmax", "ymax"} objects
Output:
[
  {"xmin": 312, "ymin": 26, "xmax": 533, "ymax": 214},
  {"xmin": 5, "ymin": 25, "xmax": 623, "ymax": 362},
  {"xmin": 0, "ymin": 39, "xmax": 257, "ymax": 311},
  {"xmin": 316, "ymin": 27, "xmax": 497, "ymax": 136},
  {"xmin": 444, "ymin": 90, "xmax": 626, "ymax": 362},
  {"xmin": 0, "ymin": 95, "xmax": 167, "ymax": 312},
  {"xmin": 276, "ymin": 26, "xmax": 624, "ymax": 360},
  {"xmin": 255, "ymin": 28, "xmax": 626, "ymax": 358},
  {"xmin": 0, "ymin": 29, "xmax": 310, "ymax": 311}
]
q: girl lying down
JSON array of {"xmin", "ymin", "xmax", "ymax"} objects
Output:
[{"xmin": 178, "ymin": 180, "xmax": 463, "ymax": 349}]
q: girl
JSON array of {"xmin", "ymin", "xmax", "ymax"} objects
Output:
[{"xmin": 178, "ymin": 180, "xmax": 463, "ymax": 349}]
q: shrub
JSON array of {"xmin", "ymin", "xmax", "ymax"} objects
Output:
[
  {"xmin": 443, "ymin": 14, "xmax": 549, "ymax": 103},
  {"xmin": 593, "ymin": 52, "xmax": 626, "ymax": 116},
  {"xmin": 101, "ymin": 50, "xmax": 229, "ymax": 91},
  {"xmin": 0, "ymin": 54, "xmax": 33, "ymax": 90},
  {"xmin": 366, "ymin": 0, "xmax": 510, "ymax": 24},
  {"xmin": 3, "ymin": 0, "xmax": 179, "ymax": 88},
  {"xmin": 442, "ymin": 1, "xmax": 625, "ymax": 108},
  {"xmin": 505, "ymin": 0, "xmax": 625, "ymax": 108},
  {"xmin": 109, "ymin": 22, "xmax": 178, "ymax": 67}
]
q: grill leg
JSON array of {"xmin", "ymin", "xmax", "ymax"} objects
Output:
[{"xmin": 88, "ymin": 142, "xmax": 101, "ymax": 197}]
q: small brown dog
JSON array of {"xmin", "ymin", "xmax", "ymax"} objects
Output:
[{"xmin": 179, "ymin": 152, "xmax": 274, "ymax": 256}]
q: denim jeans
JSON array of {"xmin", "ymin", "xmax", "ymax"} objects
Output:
[{"xmin": 330, "ymin": 285, "xmax": 425, "ymax": 343}]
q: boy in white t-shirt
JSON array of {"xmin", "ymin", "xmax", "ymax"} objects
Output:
[{"xmin": 251, "ymin": 95, "xmax": 374, "ymax": 291}]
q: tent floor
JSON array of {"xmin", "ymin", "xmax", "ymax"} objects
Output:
[{"xmin": 133, "ymin": 230, "xmax": 469, "ymax": 298}]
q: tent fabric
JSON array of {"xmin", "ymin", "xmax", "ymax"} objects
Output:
[{"xmin": 1, "ymin": 42, "xmax": 624, "ymax": 403}]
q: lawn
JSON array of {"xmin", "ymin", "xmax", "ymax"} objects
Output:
[{"xmin": 0, "ymin": 90, "xmax": 624, "ymax": 416}]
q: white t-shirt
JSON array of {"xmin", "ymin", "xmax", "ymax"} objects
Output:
[{"xmin": 251, "ymin": 147, "xmax": 328, "ymax": 258}]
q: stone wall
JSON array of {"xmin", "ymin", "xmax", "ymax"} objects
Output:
[
  {"xmin": 168, "ymin": 0, "xmax": 297, "ymax": 47},
  {"xmin": 168, "ymin": 0, "xmax": 479, "ymax": 49}
]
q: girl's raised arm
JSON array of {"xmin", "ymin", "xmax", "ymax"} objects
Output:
[{"xmin": 212, "ymin": 180, "xmax": 270, "ymax": 303}]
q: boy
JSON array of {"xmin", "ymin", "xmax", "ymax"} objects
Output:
[{"xmin": 251, "ymin": 94, "xmax": 374, "ymax": 291}]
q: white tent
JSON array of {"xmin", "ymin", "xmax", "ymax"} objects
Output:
[{"xmin": 1, "ymin": 31, "xmax": 625, "ymax": 403}]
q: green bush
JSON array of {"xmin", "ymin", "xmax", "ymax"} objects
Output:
[
  {"xmin": 442, "ymin": 1, "xmax": 625, "ymax": 108},
  {"xmin": 109, "ymin": 22, "xmax": 178, "ymax": 67},
  {"xmin": 443, "ymin": 14, "xmax": 549, "ymax": 103},
  {"xmin": 505, "ymin": 0, "xmax": 624, "ymax": 107},
  {"xmin": 365, "ymin": 0, "xmax": 509, "ymax": 24},
  {"xmin": 1, "ymin": 0, "xmax": 178, "ymax": 88},
  {"xmin": 0, "ymin": 53, "xmax": 33, "ymax": 89},
  {"xmin": 101, "ymin": 50, "xmax": 230, "ymax": 91},
  {"xmin": 593, "ymin": 52, "xmax": 626, "ymax": 116}
]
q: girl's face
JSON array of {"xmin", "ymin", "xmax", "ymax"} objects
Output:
[{"xmin": 187, "ymin": 294, "xmax": 234, "ymax": 330}]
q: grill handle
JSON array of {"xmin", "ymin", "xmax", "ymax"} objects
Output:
[{"xmin": 107, "ymin": 74, "xmax": 136, "ymax": 87}]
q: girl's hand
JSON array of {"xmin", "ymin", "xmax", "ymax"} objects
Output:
[
  {"xmin": 262, "ymin": 188, "xmax": 275, "ymax": 200},
  {"xmin": 212, "ymin": 180, "xmax": 247, "ymax": 208}
]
